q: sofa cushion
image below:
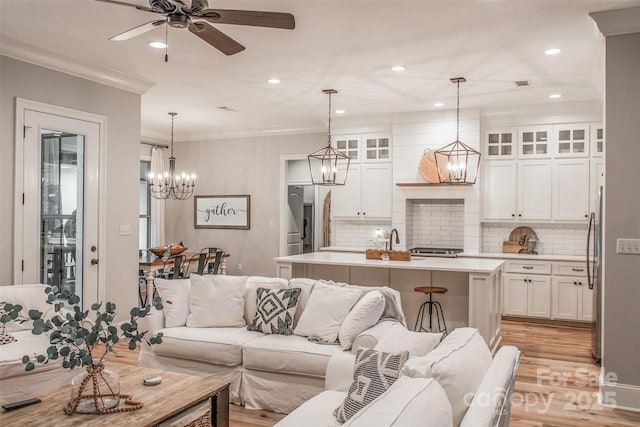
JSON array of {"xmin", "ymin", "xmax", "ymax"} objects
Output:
[
  {"xmin": 244, "ymin": 276, "xmax": 289, "ymax": 324},
  {"xmin": 154, "ymin": 278, "xmax": 190, "ymax": 327},
  {"xmin": 0, "ymin": 284, "xmax": 52, "ymax": 331},
  {"xmin": 0, "ymin": 330, "xmax": 59, "ymax": 380},
  {"xmin": 401, "ymin": 327, "xmax": 492, "ymax": 427},
  {"xmin": 152, "ymin": 326, "xmax": 262, "ymax": 366},
  {"xmin": 338, "ymin": 290, "xmax": 385, "ymax": 351},
  {"xmin": 287, "ymin": 278, "xmax": 317, "ymax": 327},
  {"xmin": 374, "ymin": 323, "xmax": 442, "ymax": 357},
  {"xmin": 247, "ymin": 288, "xmax": 301, "ymax": 335},
  {"xmin": 187, "ymin": 274, "xmax": 247, "ymax": 328},
  {"xmin": 273, "ymin": 390, "xmax": 344, "ymax": 427},
  {"xmin": 460, "ymin": 346, "xmax": 521, "ymax": 427},
  {"xmin": 243, "ymin": 334, "xmax": 346, "ymax": 377},
  {"xmin": 294, "ymin": 282, "xmax": 362, "ymax": 343},
  {"xmin": 335, "ymin": 348, "xmax": 409, "ymax": 423},
  {"xmin": 342, "ymin": 376, "xmax": 453, "ymax": 427}
]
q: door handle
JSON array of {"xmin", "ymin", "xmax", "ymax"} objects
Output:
[{"xmin": 91, "ymin": 258, "xmax": 99, "ymax": 265}]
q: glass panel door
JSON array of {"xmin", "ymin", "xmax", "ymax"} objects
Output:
[{"xmin": 40, "ymin": 131, "xmax": 84, "ymax": 301}]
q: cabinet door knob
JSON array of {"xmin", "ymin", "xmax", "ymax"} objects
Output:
[
  {"xmin": 357, "ymin": 212, "xmax": 360, "ymax": 215},
  {"xmin": 511, "ymin": 213, "xmax": 515, "ymax": 217},
  {"xmin": 518, "ymin": 214, "xmax": 522, "ymax": 217},
  {"xmin": 574, "ymin": 281, "xmax": 577, "ymax": 285},
  {"xmin": 585, "ymin": 214, "xmax": 588, "ymax": 218},
  {"xmin": 362, "ymin": 212, "xmax": 366, "ymax": 216}
]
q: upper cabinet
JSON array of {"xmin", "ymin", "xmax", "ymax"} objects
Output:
[
  {"xmin": 482, "ymin": 122, "xmax": 603, "ymax": 223},
  {"xmin": 331, "ymin": 133, "xmax": 392, "ymax": 219}
]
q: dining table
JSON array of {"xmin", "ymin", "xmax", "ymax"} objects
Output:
[{"xmin": 138, "ymin": 251, "xmax": 229, "ymax": 305}]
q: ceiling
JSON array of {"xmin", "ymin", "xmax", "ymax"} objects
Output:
[{"xmin": 2, "ymin": 0, "xmax": 638, "ymax": 142}]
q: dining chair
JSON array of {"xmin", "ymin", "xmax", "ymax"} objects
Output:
[
  {"xmin": 200, "ymin": 247, "xmax": 224, "ymax": 275},
  {"xmin": 184, "ymin": 252, "xmax": 209, "ymax": 276},
  {"xmin": 155, "ymin": 254, "xmax": 187, "ymax": 280}
]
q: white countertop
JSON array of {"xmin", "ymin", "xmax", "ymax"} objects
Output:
[
  {"xmin": 275, "ymin": 252, "xmax": 503, "ymax": 274},
  {"xmin": 321, "ymin": 247, "xmax": 585, "ymax": 263}
]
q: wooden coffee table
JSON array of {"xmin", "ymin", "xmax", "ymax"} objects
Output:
[{"xmin": 0, "ymin": 363, "xmax": 229, "ymax": 427}]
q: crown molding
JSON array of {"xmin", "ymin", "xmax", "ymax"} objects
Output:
[
  {"xmin": 0, "ymin": 37, "xmax": 155, "ymax": 95},
  {"xmin": 590, "ymin": 6, "xmax": 640, "ymax": 37},
  {"xmin": 142, "ymin": 124, "xmax": 326, "ymax": 143}
]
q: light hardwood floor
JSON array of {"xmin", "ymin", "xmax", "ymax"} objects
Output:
[{"xmin": 101, "ymin": 320, "xmax": 640, "ymax": 427}]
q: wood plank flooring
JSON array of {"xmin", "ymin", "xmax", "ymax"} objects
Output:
[{"xmin": 99, "ymin": 320, "xmax": 640, "ymax": 427}]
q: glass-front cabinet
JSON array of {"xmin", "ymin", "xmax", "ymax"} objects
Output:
[
  {"xmin": 484, "ymin": 130, "xmax": 516, "ymax": 159},
  {"xmin": 519, "ymin": 127, "xmax": 550, "ymax": 158}
]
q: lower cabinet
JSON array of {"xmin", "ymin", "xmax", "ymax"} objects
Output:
[
  {"xmin": 503, "ymin": 273, "xmax": 551, "ymax": 318},
  {"xmin": 502, "ymin": 260, "xmax": 594, "ymax": 322},
  {"xmin": 551, "ymin": 274, "xmax": 594, "ymax": 321}
]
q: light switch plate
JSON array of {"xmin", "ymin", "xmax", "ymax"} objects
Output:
[
  {"xmin": 616, "ymin": 238, "xmax": 640, "ymax": 255},
  {"xmin": 119, "ymin": 224, "xmax": 132, "ymax": 236}
]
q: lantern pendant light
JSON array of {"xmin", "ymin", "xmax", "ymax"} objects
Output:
[
  {"xmin": 308, "ymin": 89, "xmax": 351, "ymax": 186},
  {"xmin": 434, "ymin": 77, "xmax": 481, "ymax": 184}
]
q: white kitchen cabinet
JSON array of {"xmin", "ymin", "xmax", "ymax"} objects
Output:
[
  {"xmin": 553, "ymin": 159, "xmax": 590, "ymax": 221},
  {"xmin": 590, "ymin": 124, "xmax": 604, "ymax": 158},
  {"xmin": 519, "ymin": 126, "xmax": 551, "ymax": 158},
  {"xmin": 551, "ymin": 262, "xmax": 594, "ymax": 321},
  {"xmin": 484, "ymin": 130, "xmax": 516, "ymax": 159},
  {"xmin": 363, "ymin": 134, "xmax": 391, "ymax": 162},
  {"xmin": 482, "ymin": 160, "xmax": 551, "ymax": 221},
  {"xmin": 503, "ymin": 273, "xmax": 551, "ymax": 318},
  {"xmin": 334, "ymin": 135, "xmax": 361, "ymax": 161},
  {"xmin": 590, "ymin": 159, "xmax": 604, "ymax": 213},
  {"xmin": 482, "ymin": 161, "xmax": 517, "ymax": 220},
  {"xmin": 517, "ymin": 161, "xmax": 552, "ymax": 220},
  {"xmin": 553, "ymin": 125, "xmax": 590, "ymax": 157},
  {"xmin": 331, "ymin": 163, "xmax": 392, "ymax": 219}
]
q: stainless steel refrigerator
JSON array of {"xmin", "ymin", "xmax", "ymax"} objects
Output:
[{"xmin": 587, "ymin": 185, "xmax": 603, "ymax": 364}]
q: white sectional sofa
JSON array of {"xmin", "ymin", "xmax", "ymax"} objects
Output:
[
  {"xmin": 276, "ymin": 328, "xmax": 521, "ymax": 427},
  {"xmin": 0, "ymin": 284, "xmax": 76, "ymax": 405},
  {"xmin": 138, "ymin": 275, "xmax": 410, "ymax": 414}
]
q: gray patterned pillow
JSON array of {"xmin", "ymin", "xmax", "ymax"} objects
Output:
[
  {"xmin": 247, "ymin": 287, "xmax": 301, "ymax": 335},
  {"xmin": 335, "ymin": 348, "xmax": 409, "ymax": 423},
  {"xmin": 0, "ymin": 306, "xmax": 17, "ymax": 345}
]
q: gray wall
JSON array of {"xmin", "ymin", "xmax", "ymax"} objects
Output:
[
  {"xmin": 0, "ymin": 56, "xmax": 141, "ymax": 320},
  {"xmin": 602, "ymin": 33, "xmax": 640, "ymax": 395},
  {"xmin": 164, "ymin": 133, "xmax": 324, "ymax": 276}
]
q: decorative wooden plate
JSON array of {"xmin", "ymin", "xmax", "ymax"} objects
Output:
[
  {"xmin": 508, "ymin": 226, "xmax": 537, "ymax": 247},
  {"xmin": 419, "ymin": 149, "xmax": 449, "ymax": 183}
]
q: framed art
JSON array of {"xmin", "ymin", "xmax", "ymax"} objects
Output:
[{"xmin": 194, "ymin": 195, "xmax": 251, "ymax": 229}]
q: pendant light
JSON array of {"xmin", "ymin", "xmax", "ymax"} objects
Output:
[
  {"xmin": 308, "ymin": 89, "xmax": 350, "ymax": 186},
  {"xmin": 148, "ymin": 112, "xmax": 196, "ymax": 200},
  {"xmin": 434, "ymin": 77, "xmax": 481, "ymax": 184}
]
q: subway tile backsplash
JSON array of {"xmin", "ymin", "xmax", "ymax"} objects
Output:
[
  {"xmin": 406, "ymin": 199, "xmax": 464, "ymax": 249},
  {"xmin": 482, "ymin": 222, "xmax": 588, "ymax": 256},
  {"xmin": 332, "ymin": 219, "xmax": 392, "ymax": 248}
]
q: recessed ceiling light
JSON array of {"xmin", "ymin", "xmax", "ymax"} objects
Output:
[
  {"xmin": 391, "ymin": 65, "xmax": 407, "ymax": 72},
  {"xmin": 267, "ymin": 78, "xmax": 280, "ymax": 84},
  {"xmin": 335, "ymin": 109, "xmax": 346, "ymax": 114},
  {"xmin": 433, "ymin": 102, "xmax": 444, "ymax": 107},
  {"xmin": 148, "ymin": 41, "xmax": 167, "ymax": 49},
  {"xmin": 549, "ymin": 93, "xmax": 562, "ymax": 99},
  {"xmin": 545, "ymin": 48, "xmax": 561, "ymax": 55}
]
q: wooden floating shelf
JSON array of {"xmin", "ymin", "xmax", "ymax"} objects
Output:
[{"xmin": 395, "ymin": 182, "xmax": 474, "ymax": 187}]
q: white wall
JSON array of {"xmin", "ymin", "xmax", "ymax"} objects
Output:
[
  {"xmin": 0, "ymin": 56, "xmax": 141, "ymax": 321},
  {"xmin": 164, "ymin": 133, "xmax": 325, "ymax": 276}
]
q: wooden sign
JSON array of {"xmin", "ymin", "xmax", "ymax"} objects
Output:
[{"xmin": 194, "ymin": 195, "xmax": 250, "ymax": 229}]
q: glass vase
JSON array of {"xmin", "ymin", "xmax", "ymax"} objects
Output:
[{"xmin": 68, "ymin": 364, "xmax": 120, "ymax": 414}]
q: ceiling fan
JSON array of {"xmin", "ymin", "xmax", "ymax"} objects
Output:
[{"xmin": 95, "ymin": 0, "xmax": 295, "ymax": 56}]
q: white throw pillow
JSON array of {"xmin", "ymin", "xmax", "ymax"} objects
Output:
[
  {"xmin": 374, "ymin": 324, "xmax": 442, "ymax": 357},
  {"xmin": 287, "ymin": 278, "xmax": 318, "ymax": 327},
  {"xmin": 294, "ymin": 282, "xmax": 362, "ymax": 343},
  {"xmin": 187, "ymin": 274, "xmax": 247, "ymax": 327},
  {"xmin": 342, "ymin": 376, "xmax": 453, "ymax": 427},
  {"xmin": 243, "ymin": 276, "xmax": 289, "ymax": 324},
  {"xmin": 154, "ymin": 278, "xmax": 191, "ymax": 328},
  {"xmin": 401, "ymin": 327, "xmax": 492, "ymax": 426},
  {"xmin": 338, "ymin": 290, "xmax": 385, "ymax": 350}
]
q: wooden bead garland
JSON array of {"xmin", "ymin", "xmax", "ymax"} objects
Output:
[{"xmin": 65, "ymin": 364, "xmax": 144, "ymax": 415}]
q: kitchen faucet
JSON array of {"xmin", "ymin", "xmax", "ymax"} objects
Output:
[{"xmin": 389, "ymin": 228, "xmax": 400, "ymax": 251}]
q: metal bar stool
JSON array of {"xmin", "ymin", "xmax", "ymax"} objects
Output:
[{"xmin": 414, "ymin": 286, "xmax": 448, "ymax": 335}]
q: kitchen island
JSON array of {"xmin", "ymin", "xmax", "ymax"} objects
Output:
[{"xmin": 275, "ymin": 252, "xmax": 504, "ymax": 351}]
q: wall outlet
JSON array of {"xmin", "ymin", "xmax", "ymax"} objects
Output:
[
  {"xmin": 616, "ymin": 238, "xmax": 640, "ymax": 255},
  {"xmin": 119, "ymin": 224, "xmax": 132, "ymax": 236}
]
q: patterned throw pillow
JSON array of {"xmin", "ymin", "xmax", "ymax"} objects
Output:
[
  {"xmin": 334, "ymin": 348, "xmax": 409, "ymax": 423},
  {"xmin": 247, "ymin": 287, "xmax": 301, "ymax": 335},
  {"xmin": 0, "ymin": 305, "xmax": 17, "ymax": 345}
]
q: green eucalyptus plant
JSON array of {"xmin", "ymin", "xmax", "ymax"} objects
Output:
[{"xmin": 0, "ymin": 285, "xmax": 164, "ymax": 371}]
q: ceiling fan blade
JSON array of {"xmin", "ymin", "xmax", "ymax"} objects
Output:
[
  {"xmin": 109, "ymin": 20, "xmax": 166, "ymax": 41},
  {"xmin": 203, "ymin": 9, "xmax": 295, "ymax": 30},
  {"xmin": 94, "ymin": 0, "xmax": 156, "ymax": 13},
  {"xmin": 188, "ymin": 23, "xmax": 245, "ymax": 56}
]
